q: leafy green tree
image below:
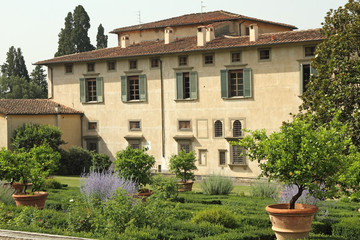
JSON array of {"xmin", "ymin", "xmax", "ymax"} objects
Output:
[
  {"xmin": 11, "ymin": 123, "xmax": 65, "ymax": 152},
  {"xmin": 30, "ymin": 65, "xmax": 47, "ymax": 98},
  {"xmin": 96, "ymin": 24, "xmax": 108, "ymax": 49},
  {"xmin": 0, "ymin": 75, "xmax": 43, "ymax": 99},
  {"xmin": 169, "ymin": 150, "xmax": 197, "ymax": 183},
  {"xmin": 14, "ymin": 48, "xmax": 29, "ymax": 81},
  {"xmin": 55, "ymin": 12, "xmax": 75, "ymax": 57},
  {"xmin": 300, "ymin": 0, "xmax": 360, "ymax": 147},
  {"xmin": 73, "ymin": 5, "xmax": 95, "ymax": 53},
  {"xmin": 1, "ymin": 46, "xmax": 29, "ymax": 80}
]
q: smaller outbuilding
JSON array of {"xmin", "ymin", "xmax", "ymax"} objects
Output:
[{"xmin": 0, "ymin": 99, "xmax": 83, "ymax": 150}]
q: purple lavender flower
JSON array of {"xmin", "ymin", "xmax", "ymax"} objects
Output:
[
  {"xmin": 80, "ymin": 170, "xmax": 138, "ymax": 204},
  {"xmin": 277, "ymin": 184, "xmax": 320, "ymax": 205}
]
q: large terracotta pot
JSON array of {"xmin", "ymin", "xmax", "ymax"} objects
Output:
[
  {"xmin": 12, "ymin": 191, "xmax": 49, "ymax": 209},
  {"xmin": 9, "ymin": 183, "xmax": 32, "ymax": 193},
  {"xmin": 265, "ymin": 203, "xmax": 318, "ymax": 240},
  {"xmin": 177, "ymin": 181, "xmax": 194, "ymax": 192}
]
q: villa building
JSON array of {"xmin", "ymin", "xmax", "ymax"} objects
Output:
[{"xmin": 35, "ymin": 10, "xmax": 323, "ymax": 178}]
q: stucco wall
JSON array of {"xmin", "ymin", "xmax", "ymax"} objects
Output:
[
  {"xmin": 49, "ymin": 40, "xmax": 315, "ymax": 178},
  {"xmin": 0, "ymin": 114, "xmax": 8, "ymax": 149}
]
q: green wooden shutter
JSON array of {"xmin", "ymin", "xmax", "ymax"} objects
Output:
[
  {"xmin": 121, "ymin": 75, "xmax": 127, "ymax": 102},
  {"xmin": 300, "ymin": 64, "xmax": 304, "ymax": 94},
  {"xmin": 220, "ymin": 69, "xmax": 229, "ymax": 98},
  {"xmin": 139, "ymin": 74, "xmax": 147, "ymax": 101},
  {"xmin": 243, "ymin": 68, "xmax": 252, "ymax": 98},
  {"xmin": 80, "ymin": 78, "xmax": 86, "ymax": 103},
  {"xmin": 176, "ymin": 72, "xmax": 184, "ymax": 100},
  {"xmin": 189, "ymin": 71, "xmax": 198, "ymax": 99},
  {"xmin": 96, "ymin": 77, "xmax": 104, "ymax": 103}
]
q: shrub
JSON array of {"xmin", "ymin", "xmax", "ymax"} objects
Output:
[
  {"xmin": 169, "ymin": 149, "xmax": 197, "ymax": 183},
  {"xmin": 90, "ymin": 153, "xmax": 112, "ymax": 172},
  {"xmin": 250, "ymin": 180, "xmax": 280, "ymax": 198},
  {"xmin": 333, "ymin": 217, "xmax": 360, "ymax": 240},
  {"xmin": 191, "ymin": 208, "xmax": 238, "ymax": 229},
  {"xmin": 0, "ymin": 181, "xmax": 15, "ymax": 205},
  {"xmin": 43, "ymin": 179, "xmax": 63, "ymax": 189},
  {"xmin": 80, "ymin": 170, "xmax": 138, "ymax": 205},
  {"xmin": 200, "ymin": 174, "xmax": 234, "ymax": 195},
  {"xmin": 58, "ymin": 147, "xmax": 92, "ymax": 175},
  {"xmin": 11, "ymin": 123, "xmax": 65, "ymax": 152},
  {"xmin": 151, "ymin": 174, "xmax": 178, "ymax": 200},
  {"xmin": 114, "ymin": 147, "xmax": 155, "ymax": 188}
]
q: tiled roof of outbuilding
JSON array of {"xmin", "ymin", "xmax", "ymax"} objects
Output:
[
  {"xmin": 110, "ymin": 10, "xmax": 297, "ymax": 33},
  {"xmin": 35, "ymin": 29, "xmax": 323, "ymax": 65},
  {"xmin": 0, "ymin": 99, "xmax": 83, "ymax": 115}
]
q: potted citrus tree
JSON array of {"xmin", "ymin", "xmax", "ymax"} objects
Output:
[
  {"xmin": 114, "ymin": 146, "xmax": 155, "ymax": 200},
  {"xmin": 6, "ymin": 144, "xmax": 60, "ymax": 209},
  {"xmin": 233, "ymin": 114, "xmax": 357, "ymax": 240},
  {"xmin": 169, "ymin": 149, "xmax": 197, "ymax": 192}
]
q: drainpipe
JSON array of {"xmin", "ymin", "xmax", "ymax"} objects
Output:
[
  {"xmin": 80, "ymin": 114, "xmax": 84, "ymax": 148},
  {"xmin": 49, "ymin": 66, "xmax": 54, "ymax": 99},
  {"xmin": 160, "ymin": 60, "xmax": 165, "ymax": 158}
]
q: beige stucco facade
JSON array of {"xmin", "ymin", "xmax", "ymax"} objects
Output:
[{"xmin": 0, "ymin": 114, "xmax": 82, "ymax": 150}]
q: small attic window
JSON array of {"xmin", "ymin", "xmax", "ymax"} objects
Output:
[{"xmin": 198, "ymin": 28, "xmax": 203, "ymax": 32}]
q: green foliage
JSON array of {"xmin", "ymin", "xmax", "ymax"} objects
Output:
[
  {"xmin": 114, "ymin": 147, "xmax": 155, "ymax": 188},
  {"xmin": 30, "ymin": 65, "xmax": 47, "ymax": 98},
  {"xmin": 0, "ymin": 147, "xmax": 18, "ymax": 183},
  {"xmin": 1, "ymin": 46, "xmax": 29, "ymax": 80},
  {"xmin": 169, "ymin": 150, "xmax": 198, "ymax": 183},
  {"xmin": 250, "ymin": 180, "xmax": 280, "ymax": 198},
  {"xmin": 234, "ymin": 114, "xmax": 357, "ymax": 208},
  {"xmin": 43, "ymin": 179, "xmax": 63, "ymax": 190},
  {"xmin": 192, "ymin": 208, "xmax": 238, "ymax": 229},
  {"xmin": 300, "ymin": 0, "xmax": 360, "ymax": 148},
  {"xmin": 200, "ymin": 174, "xmax": 234, "ymax": 195},
  {"xmin": 90, "ymin": 153, "xmax": 111, "ymax": 172},
  {"xmin": 0, "ymin": 75, "xmax": 43, "ymax": 99},
  {"xmin": 151, "ymin": 174, "xmax": 178, "ymax": 200},
  {"xmin": 11, "ymin": 123, "xmax": 65, "ymax": 152},
  {"xmin": 0, "ymin": 181, "xmax": 15, "ymax": 205},
  {"xmin": 96, "ymin": 24, "xmax": 108, "ymax": 49},
  {"xmin": 55, "ymin": 12, "xmax": 75, "ymax": 57},
  {"xmin": 333, "ymin": 217, "xmax": 360, "ymax": 240}
]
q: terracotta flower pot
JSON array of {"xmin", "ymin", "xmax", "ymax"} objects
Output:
[
  {"xmin": 12, "ymin": 191, "xmax": 49, "ymax": 209},
  {"xmin": 265, "ymin": 203, "xmax": 318, "ymax": 240},
  {"xmin": 177, "ymin": 181, "xmax": 194, "ymax": 192}
]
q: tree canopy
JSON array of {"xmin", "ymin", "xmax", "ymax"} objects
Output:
[
  {"xmin": 300, "ymin": 0, "xmax": 360, "ymax": 147},
  {"xmin": 96, "ymin": 24, "xmax": 108, "ymax": 49},
  {"xmin": 1, "ymin": 46, "xmax": 29, "ymax": 80}
]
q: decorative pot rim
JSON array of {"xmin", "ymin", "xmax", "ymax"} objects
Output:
[
  {"xmin": 177, "ymin": 181, "xmax": 194, "ymax": 184},
  {"xmin": 266, "ymin": 203, "xmax": 318, "ymax": 215},
  {"xmin": 12, "ymin": 191, "xmax": 48, "ymax": 198}
]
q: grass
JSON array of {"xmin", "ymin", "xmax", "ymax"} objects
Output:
[{"xmin": 53, "ymin": 175, "xmax": 81, "ymax": 188}]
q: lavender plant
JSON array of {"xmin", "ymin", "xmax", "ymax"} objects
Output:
[
  {"xmin": 277, "ymin": 184, "xmax": 320, "ymax": 206},
  {"xmin": 80, "ymin": 170, "xmax": 138, "ymax": 205},
  {"xmin": 0, "ymin": 180, "xmax": 15, "ymax": 205}
]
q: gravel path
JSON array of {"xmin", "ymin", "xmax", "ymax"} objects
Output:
[{"xmin": 0, "ymin": 230, "xmax": 94, "ymax": 240}]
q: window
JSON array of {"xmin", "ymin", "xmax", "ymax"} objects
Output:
[
  {"xmin": 176, "ymin": 71, "xmax": 198, "ymax": 100},
  {"xmin": 65, "ymin": 64, "xmax": 73, "ymax": 74},
  {"xmin": 108, "ymin": 61, "xmax": 116, "ymax": 71},
  {"xmin": 204, "ymin": 54, "xmax": 214, "ymax": 65},
  {"xmin": 88, "ymin": 122, "xmax": 97, "ymax": 130},
  {"xmin": 179, "ymin": 120, "xmax": 191, "ymax": 130},
  {"xmin": 231, "ymin": 145, "xmax": 245, "ymax": 164},
  {"xmin": 87, "ymin": 63, "xmax": 95, "ymax": 72},
  {"xmin": 214, "ymin": 120, "xmax": 223, "ymax": 137},
  {"xmin": 231, "ymin": 52, "xmax": 241, "ymax": 62},
  {"xmin": 304, "ymin": 46, "xmax": 316, "ymax": 57},
  {"xmin": 129, "ymin": 139, "xmax": 141, "ymax": 150},
  {"xmin": 129, "ymin": 121, "xmax": 141, "ymax": 131},
  {"xmin": 121, "ymin": 75, "xmax": 147, "ymax": 102},
  {"xmin": 198, "ymin": 150, "xmax": 207, "ymax": 166},
  {"xmin": 220, "ymin": 68, "xmax": 252, "ymax": 98},
  {"xmin": 80, "ymin": 77, "xmax": 104, "ymax": 103},
  {"xmin": 178, "ymin": 140, "xmax": 191, "ymax": 153},
  {"xmin": 86, "ymin": 139, "xmax": 98, "ymax": 153},
  {"xmin": 245, "ymin": 27, "xmax": 250, "ymax": 36},
  {"xmin": 233, "ymin": 120, "xmax": 242, "ymax": 137},
  {"xmin": 219, "ymin": 150, "xmax": 226, "ymax": 166},
  {"xmin": 178, "ymin": 56, "xmax": 187, "ymax": 66},
  {"xmin": 129, "ymin": 60, "xmax": 137, "ymax": 69},
  {"xmin": 151, "ymin": 58, "xmax": 160, "ymax": 68},
  {"xmin": 300, "ymin": 64, "xmax": 317, "ymax": 94},
  {"xmin": 259, "ymin": 49, "xmax": 270, "ymax": 60}
]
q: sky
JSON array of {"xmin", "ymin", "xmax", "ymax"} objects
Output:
[{"xmin": 0, "ymin": 0, "xmax": 349, "ymax": 74}]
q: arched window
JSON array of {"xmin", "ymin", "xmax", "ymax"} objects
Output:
[
  {"xmin": 233, "ymin": 120, "xmax": 242, "ymax": 137},
  {"xmin": 214, "ymin": 120, "xmax": 223, "ymax": 137}
]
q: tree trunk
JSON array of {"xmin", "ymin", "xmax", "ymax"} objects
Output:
[{"xmin": 289, "ymin": 185, "xmax": 304, "ymax": 209}]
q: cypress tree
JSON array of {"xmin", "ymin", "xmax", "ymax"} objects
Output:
[
  {"xmin": 73, "ymin": 5, "xmax": 95, "ymax": 53},
  {"xmin": 1, "ymin": 46, "xmax": 17, "ymax": 78},
  {"xmin": 30, "ymin": 65, "xmax": 48, "ymax": 98},
  {"xmin": 55, "ymin": 12, "xmax": 75, "ymax": 57},
  {"xmin": 96, "ymin": 24, "xmax": 108, "ymax": 49},
  {"xmin": 15, "ymin": 48, "xmax": 29, "ymax": 81}
]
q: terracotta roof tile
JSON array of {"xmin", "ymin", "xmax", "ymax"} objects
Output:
[
  {"xmin": 0, "ymin": 99, "xmax": 83, "ymax": 115},
  {"xmin": 110, "ymin": 10, "xmax": 296, "ymax": 33},
  {"xmin": 35, "ymin": 29, "xmax": 323, "ymax": 65}
]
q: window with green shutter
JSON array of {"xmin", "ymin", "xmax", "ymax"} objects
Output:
[
  {"xmin": 220, "ymin": 68, "xmax": 252, "ymax": 99},
  {"xmin": 80, "ymin": 77, "xmax": 104, "ymax": 103},
  {"xmin": 121, "ymin": 75, "xmax": 147, "ymax": 102},
  {"xmin": 175, "ymin": 71, "xmax": 198, "ymax": 100}
]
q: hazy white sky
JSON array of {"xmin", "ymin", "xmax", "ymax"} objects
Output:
[{"xmin": 0, "ymin": 0, "xmax": 348, "ymax": 73}]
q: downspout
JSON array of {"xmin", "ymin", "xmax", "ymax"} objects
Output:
[
  {"xmin": 80, "ymin": 114, "xmax": 84, "ymax": 148},
  {"xmin": 49, "ymin": 66, "xmax": 54, "ymax": 99},
  {"xmin": 160, "ymin": 60, "xmax": 165, "ymax": 159}
]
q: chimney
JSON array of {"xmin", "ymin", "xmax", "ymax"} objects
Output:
[
  {"xmin": 249, "ymin": 24, "xmax": 259, "ymax": 42},
  {"xmin": 197, "ymin": 26, "xmax": 206, "ymax": 46},
  {"xmin": 206, "ymin": 25, "xmax": 215, "ymax": 42},
  {"xmin": 121, "ymin": 35, "xmax": 130, "ymax": 48},
  {"xmin": 164, "ymin": 27, "xmax": 174, "ymax": 44}
]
